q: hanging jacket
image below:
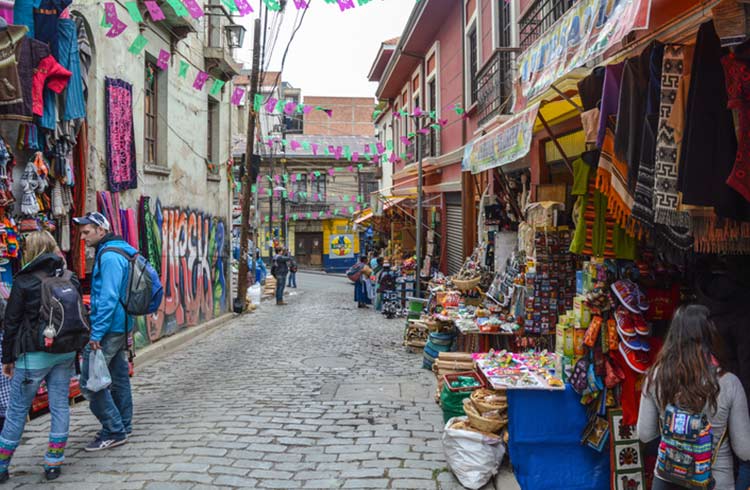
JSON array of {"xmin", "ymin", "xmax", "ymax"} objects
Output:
[
  {"xmin": 2, "ymin": 252, "xmax": 77, "ymax": 364},
  {"xmin": 90, "ymin": 234, "xmax": 135, "ymax": 342}
]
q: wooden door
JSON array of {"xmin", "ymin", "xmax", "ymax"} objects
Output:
[
  {"xmin": 295, "ymin": 233, "xmax": 323, "ymax": 268},
  {"xmin": 309, "ymin": 234, "xmax": 323, "ymax": 266}
]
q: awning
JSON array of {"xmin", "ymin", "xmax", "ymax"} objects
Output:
[
  {"xmin": 462, "ymin": 102, "xmax": 540, "ymax": 174},
  {"xmin": 354, "ymin": 209, "xmax": 373, "ymax": 224}
]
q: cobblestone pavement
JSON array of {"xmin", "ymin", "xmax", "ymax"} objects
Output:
[{"xmin": 5, "ymin": 273, "xmax": 517, "ymax": 489}]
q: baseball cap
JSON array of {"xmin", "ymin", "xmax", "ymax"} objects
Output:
[{"xmin": 72, "ymin": 211, "xmax": 110, "ymax": 230}]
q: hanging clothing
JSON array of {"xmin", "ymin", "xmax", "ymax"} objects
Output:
[
  {"xmin": 57, "ymin": 18, "xmax": 84, "ymax": 121},
  {"xmin": 0, "ymin": 26, "xmax": 29, "ymax": 109},
  {"xmin": 721, "ymin": 52, "xmax": 750, "ymax": 202},
  {"xmin": 577, "ymin": 67, "xmax": 605, "ymax": 111},
  {"xmin": 33, "ymin": 0, "xmax": 72, "ymax": 58},
  {"xmin": 0, "ymin": 1, "xmax": 13, "ymax": 25},
  {"xmin": 13, "ymin": 0, "xmax": 38, "ymax": 38},
  {"xmin": 75, "ymin": 16, "xmax": 91, "ymax": 103},
  {"xmin": 678, "ymin": 21, "xmax": 750, "ymax": 221},
  {"xmin": 596, "ymin": 62, "xmax": 625, "ymax": 149},
  {"xmin": 31, "ymin": 55, "xmax": 70, "ymax": 116},
  {"xmin": 0, "ymin": 37, "xmax": 49, "ymax": 121},
  {"xmin": 614, "ymin": 42, "xmax": 663, "ymax": 193}
]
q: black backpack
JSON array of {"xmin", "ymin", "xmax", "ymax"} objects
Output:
[{"xmin": 34, "ymin": 269, "xmax": 90, "ymax": 353}]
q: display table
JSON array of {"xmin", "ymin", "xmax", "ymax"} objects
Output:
[{"xmin": 506, "ymin": 385, "xmax": 610, "ymax": 489}]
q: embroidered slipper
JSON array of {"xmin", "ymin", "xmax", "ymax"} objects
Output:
[
  {"xmin": 611, "ymin": 280, "xmax": 640, "ymax": 314},
  {"xmin": 635, "ymin": 287, "xmax": 650, "ymax": 312},
  {"xmin": 615, "ymin": 307, "xmax": 636, "ymax": 337},
  {"xmin": 619, "ymin": 331, "xmax": 643, "ymax": 351},
  {"xmin": 618, "ymin": 343, "xmax": 650, "ymax": 374},
  {"xmin": 631, "ymin": 312, "xmax": 651, "ymax": 336}
]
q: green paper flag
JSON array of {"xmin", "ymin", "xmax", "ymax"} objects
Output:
[
  {"xmin": 178, "ymin": 60, "xmax": 189, "ymax": 78},
  {"xmin": 128, "ymin": 35, "xmax": 148, "ymax": 55},
  {"xmin": 334, "ymin": 209, "xmax": 340, "ymax": 215},
  {"xmin": 100, "ymin": 12, "xmax": 112, "ymax": 28},
  {"xmin": 264, "ymin": 216, "xmax": 269, "ymax": 223},
  {"xmin": 357, "ymin": 164, "xmax": 363, "ymax": 170},
  {"xmin": 264, "ymin": 0, "xmax": 282, "ymax": 10},
  {"xmin": 282, "ymin": 139, "xmax": 289, "ymax": 146},
  {"xmin": 323, "ymin": 147, "xmax": 330, "ymax": 155},
  {"xmin": 335, "ymin": 167, "xmax": 343, "ymax": 173},
  {"xmin": 254, "ymin": 94, "xmax": 264, "ymax": 112},
  {"xmin": 343, "ymin": 195, "xmax": 349, "ymax": 201},
  {"xmin": 165, "ymin": 0, "xmax": 189, "ymax": 17},
  {"xmin": 221, "ymin": 0, "xmax": 238, "ymax": 12},
  {"xmin": 209, "ymin": 79, "xmax": 225, "ymax": 96},
  {"xmin": 306, "ymin": 212, "xmax": 312, "ymax": 219},
  {"xmin": 348, "ymin": 206, "xmax": 354, "ymax": 214},
  {"xmin": 302, "ymin": 141, "xmax": 311, "ymax": 151},
  {"xmin": 386, "ymin": 140, "xmax": 394, "ymax": 151},
  {"xmin": 251, "ymin": 185, "xmax": 257, "ymax": 193},
  {"xmin": 408, "ymin": 132, "xmax": 416, "ymax": 138},
  {"xmin": 274, "ymin": 100, "xmax": 285, "ymax": 113},
  {"xmin": 283, "ymin": 174, "xmax": 289, "ymax": 183},
  {"xmin": 431, "ymin": 124, "xmax": 441, "ymax": 131},
  {"xmin": 314, "ymin": 171, "xmax": 321, "ymax": 177},
  {"xmin": 267, "ymin": 189, "xmax": 272, "ymax": 196},
  {"xmin": 344, "ymin": 146, "xmax": 351, "ymax": 159},
  {"xmin": 124, "ymin": 1, "xmax": 143, "ymax": 22}
]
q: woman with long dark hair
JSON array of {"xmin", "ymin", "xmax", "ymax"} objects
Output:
[{"xmin": 638, "ymin": 304, "xmax": 750, "ymax": 489}]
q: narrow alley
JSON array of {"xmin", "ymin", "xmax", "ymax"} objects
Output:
[{"xmin": 4, "ymin": 274, "xmax": 486, "ymax": 489}]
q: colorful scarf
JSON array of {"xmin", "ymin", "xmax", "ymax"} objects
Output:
[{"xmin": 104, "ymin": 77, "xmax": 137, "ymax": 192}]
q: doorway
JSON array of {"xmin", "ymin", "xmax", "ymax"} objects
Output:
[{"xmin": 295, "ymin": 232, "xmax": 323, "ymax": 268}]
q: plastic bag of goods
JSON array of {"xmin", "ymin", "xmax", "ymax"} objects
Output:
[
  {"xmin": 86, "ymin": 350, "xmax": 112, "ymax": 393},
  {"xmin": 247, "ymin": 283, "xmax": 262, "ymax": 305},
  {"xmin": 442, "ymin": 416, "xmax": 505, "ymax": 490}
]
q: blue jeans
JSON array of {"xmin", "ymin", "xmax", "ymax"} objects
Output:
[
  {"xmin": 80, "ymin": 333, "xmax": 131, "ymax": 440},
  {"xmin": 737, "ymin": 460, "xmax": 750, "ymax": 490},
  {"xmin": 287, "ymin": 272, "xmax": 297, "ymax": 288},
  {"xmin": 0, "ymin": 359, "xmax": 74, "ymax": 471},
  {"xmin": 276, "ymin": 274, "xmax": 287, "ymax": 303}
]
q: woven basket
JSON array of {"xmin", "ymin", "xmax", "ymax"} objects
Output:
[
  {"xmin": 452, "ymin": 276, "xmax": 481, "ymax": 291},
  {"xmin": 463, "ymin": 399, "xmax": 507, "ymax": 433},
  {"xmin": 470, "ymin": 389, "xmax": 508, "ymax": 415}
]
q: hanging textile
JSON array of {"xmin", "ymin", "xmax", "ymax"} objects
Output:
[
  {"xmin": 57, "ymin": 18, "xmax": 85, "ymax": 121},
  {"xmin": 678, "ymin": 21, "xmax": 750, "ymax": 221},
  {"xmin": 75, "ymin": 16, "xmax": 91, "ymax": 103},
  {"xmin": 33, "ymin": 0, "xmax": 73, "ymax": 58},
  {"xmin": 12, "ymin": 0, "xmax": 34, "ymax": 39},
  {"xmin": 70, "ymin": 121, "xmax": 87, "ymax": 277},
  {"xmin": 0, "ymin": 1, "xmax": 13, "ymax": 24},
  {"xmin": 104, "ymin": 77, "xmax": 137, "ymax": 192},
  {"xmin": 596, "ymin": 62, "xmax": 625, "ymax": 149},
  {"xmin": 721, "ymin": 51, "xmax": 750, "ymax": 202}
]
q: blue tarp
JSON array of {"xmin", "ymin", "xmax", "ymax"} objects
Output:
[{"xmin": 506, "ymin": 385, "xmax": 610, "ymax": 490}]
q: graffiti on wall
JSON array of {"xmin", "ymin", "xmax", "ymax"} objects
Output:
[{"xmin": 134, "ymin": 199, "xmax": 227, "ymax": 349}]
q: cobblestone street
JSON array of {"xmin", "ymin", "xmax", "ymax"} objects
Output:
[{"xmin": 2, "ymin": 273, "xmax": 515, "ymax": 489}]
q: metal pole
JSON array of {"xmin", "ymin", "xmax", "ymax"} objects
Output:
[
  {"xmin": 415, "ymin": 117, "xmax": 423, "ymax": 299},
  {"xmin": 236, "ymin": 17, "xmax": 262, "ymax": 311}
]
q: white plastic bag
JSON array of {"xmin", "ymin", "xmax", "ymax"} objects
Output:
[
  {"xmin": 247, "ymin": 283, "xmax": 262, "ymax": 305},
  {"xmin": 442, "ymin": 417, "xmax": 506, "ymax": 490},
  {"xmin": 86, "ymin": 350, "xmax": 112, "ymax": 392}
]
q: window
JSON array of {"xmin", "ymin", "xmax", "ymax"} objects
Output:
[
  {"xmin": 207, "ymin": 99, "xmax": 219, "ymax": 177},
  {"xmin": 312, "ymin": 174, "xmax": 326, "ymax": 201},
  {"xmin": 427, "ymin": 78, "xmax": 437, "ymax": 156},
  {"xmin": 144, "ymin": 60, "xmax": 158, "ymax": 165},
  {"xmin": 294, "ymin": 173, "xmax": 308, "ymax": 202},
  {"xmin": 467, "ymin": 25, "xmax": 478, "ymax": 104},
  {"xmin": 359, "ymin": 174, "xmax": 378, "ymax": 202}
]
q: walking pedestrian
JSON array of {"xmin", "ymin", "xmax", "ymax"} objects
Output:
[
  {"xmin": 0, "ymin": 231, "xmax": 88, "ymax": 482},
  {"xmin": 353, "ymin": 256, "xmax": 372, "ymax": 309},
  {"xmin": 73, "ymin": 212, "xmax": 135, "ymax": 452},
  {"xmin": 287, "ymin": 252, "xmax": 298, "ymax": 289},
  {"xmin": 637, "ymin": 305, "xmax": 750, "ymax": 490},
  {"xmin": 272, "ymin": 246, "xmax": 290, "ymax": 305}
]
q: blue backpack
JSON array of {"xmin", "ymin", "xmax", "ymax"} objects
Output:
[{"xmin": 99, "ymin": 247, "xmax": 164, "ymax": 315}]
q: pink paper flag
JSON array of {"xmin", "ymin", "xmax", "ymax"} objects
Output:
[
  {"xmin": 356, "ymin": 205, "xmax": 361, "ymax": 212},
  {"xmin": 144, "ymin": 1, "xmax": 166, "ymax": 20},
  {"xmin": 156, "ymin": 49, "xmax": 170, "ymax": 70},
  {"xmin": 303, "ymin": 105, "xmax": 314, "ymax": 115},
  {"xmin": 231, "ymin": 87, "xmax": 245, "ymax": 106},
  {"xmin": 350, "ymin": 195, "xmax": 357, "ymax": 202},
  {"xmin": 364, "ymin": 145, "xmax": 371, "ymax": 154},
  {"xmin": 289, "ymin": 191, "xmax": 295, "ymax": 199},
  {"xmin": 400, "ymin": 136, "xmax": 411, "ymax": 146},
  {"xmin": 265, "ymin": 139, "xmax": 274, "ymax": 149},
  {"xmin": 285, "ymin": 215, "xmax": 290, "ymax": 221},
  {"xmin": 326, "ymin": 210, "xmax": 332, "ymax": 217},
  {"xmin": 193, "ymin": 71, "xmax": 209, "ymax": 90},
  {"xmin": 311, "ymin": 143, "xmax": 319, "ymax": 156},
  {"xmin": 284, "ymin": 101, "xmax": 297, "ymax": 115},
  {"xmin": 418, "ymin": 127, "xmax": 431, "ymax": 134},
  {"xmin": 106, "ymin": 18, "xmax": 127, "ymax": 37},
  {"xmin": 290, "ymin": 140, "xmax": 301, "ymax": 151},
  {"xmin": 274, "ymin": 174, "xmax": 281, "ymax": 184},
  {"xmin": 348, "ymin": 165, "xmax": 354, "ymax": 172},
  {"xmin": 233, "ymin": 0, "xmax": 254, "ymax": 15},
  {"xmin": 265, "ymin": 97, "xmax": 278, "ymax": 113},
  {"xmin": 273, "ymin": 189, "xmax": 279, "ymax": 198},
  {"xmin": 182, "ymin": 0, "xmax": 204, "ymax": 18},
  {"xmin": 438, "ymin": 118, "xmax": 449, "ymax": 127},
  {"xmin": 389, "ymin": 152, "xmax": 398, "ymax": 163},
  {"xmin": 292, "ymin": 0, "xmax": 308, "ymax": 9},
  {"xmin": 256, "ymin": 175, "xmax": 262, "ymax": 183},
  {"xmin": 414, "ymin": 106, "xmax": 424, "ymax": 116},
  {"xmin": 352, "ymin": 152, "xmax": 359, "ymax": 163},
  {"xmin": 327, "ymin": 168, "xmax": 335, "ymax": 177},
  {"xmin": 290, "ymin": 174, "xmax": 297, "ymax": 183},
  {"xmin": 332, "ymin": 146, "xmax": 343, "ymax": 160},
  {"xmin": 104, "ymin": 2, "xmax": 119, "ymax": 23},
  {"xmin": 337, "ymin": 0, "xmax": 355, "ymax": 11},
  {"xmin": 376, "ymin": 142, "xmax": 385, "ymax": 154}
]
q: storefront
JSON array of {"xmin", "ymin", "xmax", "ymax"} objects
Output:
[{"xmin": 411, "ymin": 0, "xmax": 750, "ymax": 489}]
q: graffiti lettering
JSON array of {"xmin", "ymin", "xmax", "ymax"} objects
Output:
[{"xmin": 135, "ymin": 199, "xmax": 226, "ymax": 349}]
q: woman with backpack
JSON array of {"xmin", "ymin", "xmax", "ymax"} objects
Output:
[
  {"xmin": 637, "ymin": 304, "xmax": 750, "ymax": 490},
  {"xmin": 0, "ymin": 231, "xmax": 84, "ymax": 482},
  {"xmin": 351, "ymin": 255, "xmax": 372, "ymax": 309}
]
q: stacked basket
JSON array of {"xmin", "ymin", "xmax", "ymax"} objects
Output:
[{"xmin": 460, "ymin": 388, "xmax": 508, "ymax": 436}]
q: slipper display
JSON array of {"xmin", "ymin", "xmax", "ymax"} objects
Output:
[
  {"xmin": 619, "ymin": 333, "xmax": 650, "ymax": 352},
  {"xmin": 611, "ymin": 280, "xmax": 643, "ymax": 314},
  {"xmin": 631, "ymin": 312, "xmax": 650, "ymax": 336},
  {"xmin": 615, "ymin": 307, "xmax": 636, "ymax": 337},
  {"xmin": 618, "ymin": 343, "xmax": 651, "ymax": 374}
]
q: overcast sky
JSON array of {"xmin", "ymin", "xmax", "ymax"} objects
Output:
[{"xmin": 233, "ymin": 0, "xmax": 414, "ymax": 99}]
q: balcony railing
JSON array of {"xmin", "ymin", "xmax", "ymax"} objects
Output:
[
  {"xmin": 289, "ymin": 202, "xmax": 329, "ymax": 214},
  {"xmin": 476, "ymin": 49, "xmax": 514, "ymax": 127},
  {"xmin": 519, "ymin": 0, "xmax": 577, "ymax": 51},
  {"xmin": 418, "ymin": 131, "xmax": 437, "ymax": 159}
]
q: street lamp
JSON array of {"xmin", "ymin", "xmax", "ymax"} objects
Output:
[
  {"xmin": 273, "ymin": 185, "xmax": 288, "ymax": 245},
  {"xmin": 224, "ymin": 23, "xmax": 246, "ymax": 49}
]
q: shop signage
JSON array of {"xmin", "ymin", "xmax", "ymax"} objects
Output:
[
  {"xmin": 329, "ymin": 234, "xmax": 354, "ymax": 259},
  {"xmin": 516, "ymin": 0, "xmax": 650, "ymax": 110},
  {"xmin": 463, "ymin": 103, "xmax": 540, "ymax": 174}
]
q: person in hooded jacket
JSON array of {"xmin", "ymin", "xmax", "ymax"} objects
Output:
[
  {"xmin": 73, "ymin": 212, "xmax": 135, "ymax": 452},
  {"xmin": 0, "ymin": 231, "xmax": 78, "ymax": 482}
]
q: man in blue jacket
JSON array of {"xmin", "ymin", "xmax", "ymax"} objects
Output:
[{"xmin": 73, "ymin": 212, "xmax": 134, "ymax": 451}]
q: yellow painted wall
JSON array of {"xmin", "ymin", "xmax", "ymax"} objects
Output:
[{"xmin": 322, "ymin": 219, "xmax": 360, "ymax": 255}]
